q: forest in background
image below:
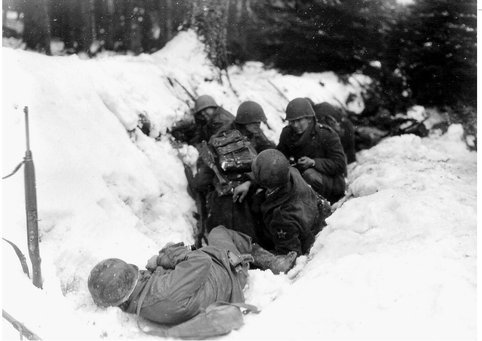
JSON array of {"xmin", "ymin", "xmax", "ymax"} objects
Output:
[{"xmin": 2, "ymin": 0, "xmax": 477, "ymax": 133}]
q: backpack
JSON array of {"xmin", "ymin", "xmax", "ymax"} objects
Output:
[{"xmin": 209, "ymin": 129, "xmax": 258, "ymax": 173}]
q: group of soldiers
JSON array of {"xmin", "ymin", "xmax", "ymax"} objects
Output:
[
  {"xmin": 187, "ymin": 95, "xmax": 349, "ymax": 263},
  {"xmin": 87, "ymin": 95, "xmax": 353, "ymax": 335}
]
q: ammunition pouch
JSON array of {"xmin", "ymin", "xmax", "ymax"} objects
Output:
[{"xmin": 209, "ymin": 130, "xmax": 257, "ymax": 173}]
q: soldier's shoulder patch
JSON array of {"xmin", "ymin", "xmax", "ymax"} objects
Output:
[{"xmin": 276, "ymin": 229, "xmax": 287, "ymax": 240}]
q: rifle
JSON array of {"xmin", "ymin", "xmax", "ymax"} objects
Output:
[
  {"xmin": 2, "ymin": 107, "xmax": 42, "ymax": 289},
  {"xmin": 23, "ymin": 107, "xmax": 43, "ymax": 289},
  {"xmin": 182, "ymin": 162, "xmax": 208, "ymax": 248},
  {"xmin": 198, "ymin": 141, "xmax": 233, "ymax": 196}
]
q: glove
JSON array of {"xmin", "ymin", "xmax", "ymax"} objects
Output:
[
  {"xmin": 160, "ymin": 242, "xmax": 185, "ymax": 253},
  {"xmin": 146, "ymin": 255, "xmax": 160, "ymax": 271},
  {"xmin": 157, "ymin": 243, "xmax": 191, "ymax": 269}
]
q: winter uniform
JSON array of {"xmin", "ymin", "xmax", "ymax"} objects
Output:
[
  {"xmin": 278, "ymin": 99, "xmax": 347, "ymax": 203},
  {"xmin": 216, "ymin": 121, "xmax": 275, "ymax": 153},
  {"xmin": 313, "ymin": 102, "xmax": 356, "ymax": 164},
  {"xmin": 119, "ymin": 226, "xmax": 251, "ymax": 325},
  {"xmin": 189, "ymin": 106, "xmax": 235, "ymax": 146},
  {"xmin": 257, "ymin": 167, "xmax": 324, "ymax": 256},
  {"xmin": 193, "ymin": 101, "xmax": 275, "ymax": 240}
]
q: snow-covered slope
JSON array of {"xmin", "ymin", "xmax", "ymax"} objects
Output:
[{"xmin": 2, "ymin": 30, "xmax": 476, "ymax": 340}]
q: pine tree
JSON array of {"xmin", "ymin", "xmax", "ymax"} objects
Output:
[
  {"xmin": 249, "ymin": 0, "xmax": 397, "ymax": 74},
  {"xmin": 389, "ymin": 0, "xmax": 476, "ymax": 107},
  {"xmin": 188, "ymin": 0, "xmax": 230, "ymax": 73}
]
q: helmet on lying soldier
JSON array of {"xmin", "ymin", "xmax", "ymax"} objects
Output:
[
  {"xmin": 235, "ymin": 101, "xmax": 267, "ymax": 124},
  {"xmin": 252, "ymin": 149, "xmax": 290, "ymax": 189},
  {"xmin": 88, "ymin": 258, "xmax": 139, "ymax": 307}
]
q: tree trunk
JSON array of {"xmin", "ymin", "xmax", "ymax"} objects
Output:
[
  {"xmin": 158, "ymin": 0, "xmax": 174, "ymax": 45},
  {"xmin": 76, "ymin": 0, "xmax": 96, "ymax": 53},
  {"xmin": 98, "ymin": 0, "xmax": 115, "ymax": 50},
  {"xmin": 165, "ymin": 0, "xmax": 173, "ymax": 40},
  {"xmin": 90, "ymin": 0, "xmax": 97, "ymax": 43},
  {"xmin": 227, "ymin": 0, "xmax": 253, "ymax": 62},
  {"xmin": 22, "ymin": 0, "xmax": 51, "ymax": 55}
]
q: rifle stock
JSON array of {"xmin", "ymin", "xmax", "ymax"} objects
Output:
[{"xmin": 199, "ymin": 141, "xmax": 228, "ymax": 185}]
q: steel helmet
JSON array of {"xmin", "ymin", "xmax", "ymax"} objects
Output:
[
  {"xmin": 285, "ymin": 98, "xmax": 315, "ymax": 121},
  {"xmin": 235, "ymin": 101, "xmax": 267, "ymax": 124},
  {"xmin": 252, "ymin": 149, "xmax": 290, "ymax": 189},
  {"xmin": 88, "ymin": 258, "xmax": 139, "ymax": 307},
  {"xmin": 194, "ymin": 95, "xmax": 218, "ymax": 114},
  {"xmin": 313, "ymin": 102, "xmax": 342, "ymax": 122}
]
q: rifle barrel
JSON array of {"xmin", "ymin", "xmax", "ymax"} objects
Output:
[{"xmin": 24, "ymin": 106, "xmax": 30, "ymax": 152}]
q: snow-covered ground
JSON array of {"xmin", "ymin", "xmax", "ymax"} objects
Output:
[{"xmin": 1, "ymin": 31, "xmax": 477, "ymax": 340}]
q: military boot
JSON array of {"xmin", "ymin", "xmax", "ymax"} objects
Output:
[{"xmin": 251, "ymin": 244, "xmax": 297, "ymax": 275}]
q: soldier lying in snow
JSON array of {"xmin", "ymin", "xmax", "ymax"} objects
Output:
[{"xmin": 88, "ymin": 227, "xmax": 296, "ymax": 337}]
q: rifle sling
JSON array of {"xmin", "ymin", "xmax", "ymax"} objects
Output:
[
  {"xmin": 3, "ymin": 238, "xmax": 30, "ymax": 278},
  {"xmin": 2, "ymin": 160, "xmax": 24, "ymax": 179}
]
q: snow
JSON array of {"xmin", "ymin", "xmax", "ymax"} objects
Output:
[{"xmin": 1, "ymin": 30, "xmax": 477, "ymax": 340}]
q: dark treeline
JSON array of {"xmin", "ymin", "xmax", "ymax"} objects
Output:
[{"xmin": 2, "ymin": 0, "xmax": 477, "ymax": 118}]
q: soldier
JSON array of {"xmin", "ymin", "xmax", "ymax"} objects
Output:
[
  {"xmin": 190, "ymin": 95, "xmax": 235, "ymax": 146},
  {"xmin": 169, "ymin": 95, "xmax": 234, "ymax": 146},
  {"xmin": 88, "ymin": 227, "xmax": 296, "ymax": 331},
  {"xmin": 313, "ymin": 102, "xmax": 356, "ymax": 164},
  {"xmin": 233, "ymin": 149, "xmax": 327, "ymax": 256},
  {"xmin": 216, "ymin": 100, "xmax": 275, "ymax": 152},
  {"xmin": 277, "ymin": 98, "xmax": 346, "ymax": 203},
  {"xmin": 193, "ymin": 101, "xmax": 275, "ymax": 240}
]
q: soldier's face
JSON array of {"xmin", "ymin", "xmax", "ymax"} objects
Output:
[
  {"xmin": 197, "ymin": 107, "xmax": 215, "ymax": 122},
  {"xmin": 244, "ymin": 122, "xmax": 261, "ymax": 134},
  {"xmin": 289, "ymin": 117, "xmax": 311, "ymax": 135}
]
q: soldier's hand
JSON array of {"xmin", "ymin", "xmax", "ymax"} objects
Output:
[
  {"xmin": 158, "ymin": 245, "xmax": 190, "ymax": 269},
  {"xmin": 158, "ymin": 252, "xmax": 175, "ymax": 269},
  {"xmin": 297, "ymin": 156, "xmax": 315, "ymax": 170},
  {"xmin": 233, "ymin": 181, "xmax": 251, "ymax": 203},
  {"xmin": 146, "ymin": 255, "xmax": 159, "ymax": 271},
  {"xmin": 160, "ymin": 242, "xmax": 184, "ymax": 253}
]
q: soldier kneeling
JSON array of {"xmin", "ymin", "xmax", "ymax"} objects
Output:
[{"xmin": 234, "ymin": 149, "xmax": 329, "ymax": 257}]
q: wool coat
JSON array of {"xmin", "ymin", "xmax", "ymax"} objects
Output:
[
  {"xmin": 277, "ymin": 121, "xmax": 346, "ymax": 203},
  {"xmin": 258, "ymin": 167, "xmax": 324, "ymax": 256},
  {"xmin": 189, "ymin": 107, "xmax": 235, "ymax": 145},
  {"xmin": 193, "ymin": 124, "xmax": 275, "ymax": 240},
  {"xmin": 120, "ymin": 227, "xmax": 251, "ymax": 325}
]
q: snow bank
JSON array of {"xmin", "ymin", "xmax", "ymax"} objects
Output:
[
  {"xmin": 233, "ymin": 125, "xmax": 476, "ymax": 340},
  {"xmin": 2, "ymin": 30, "xmax": 476, "ymax": 340}
]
